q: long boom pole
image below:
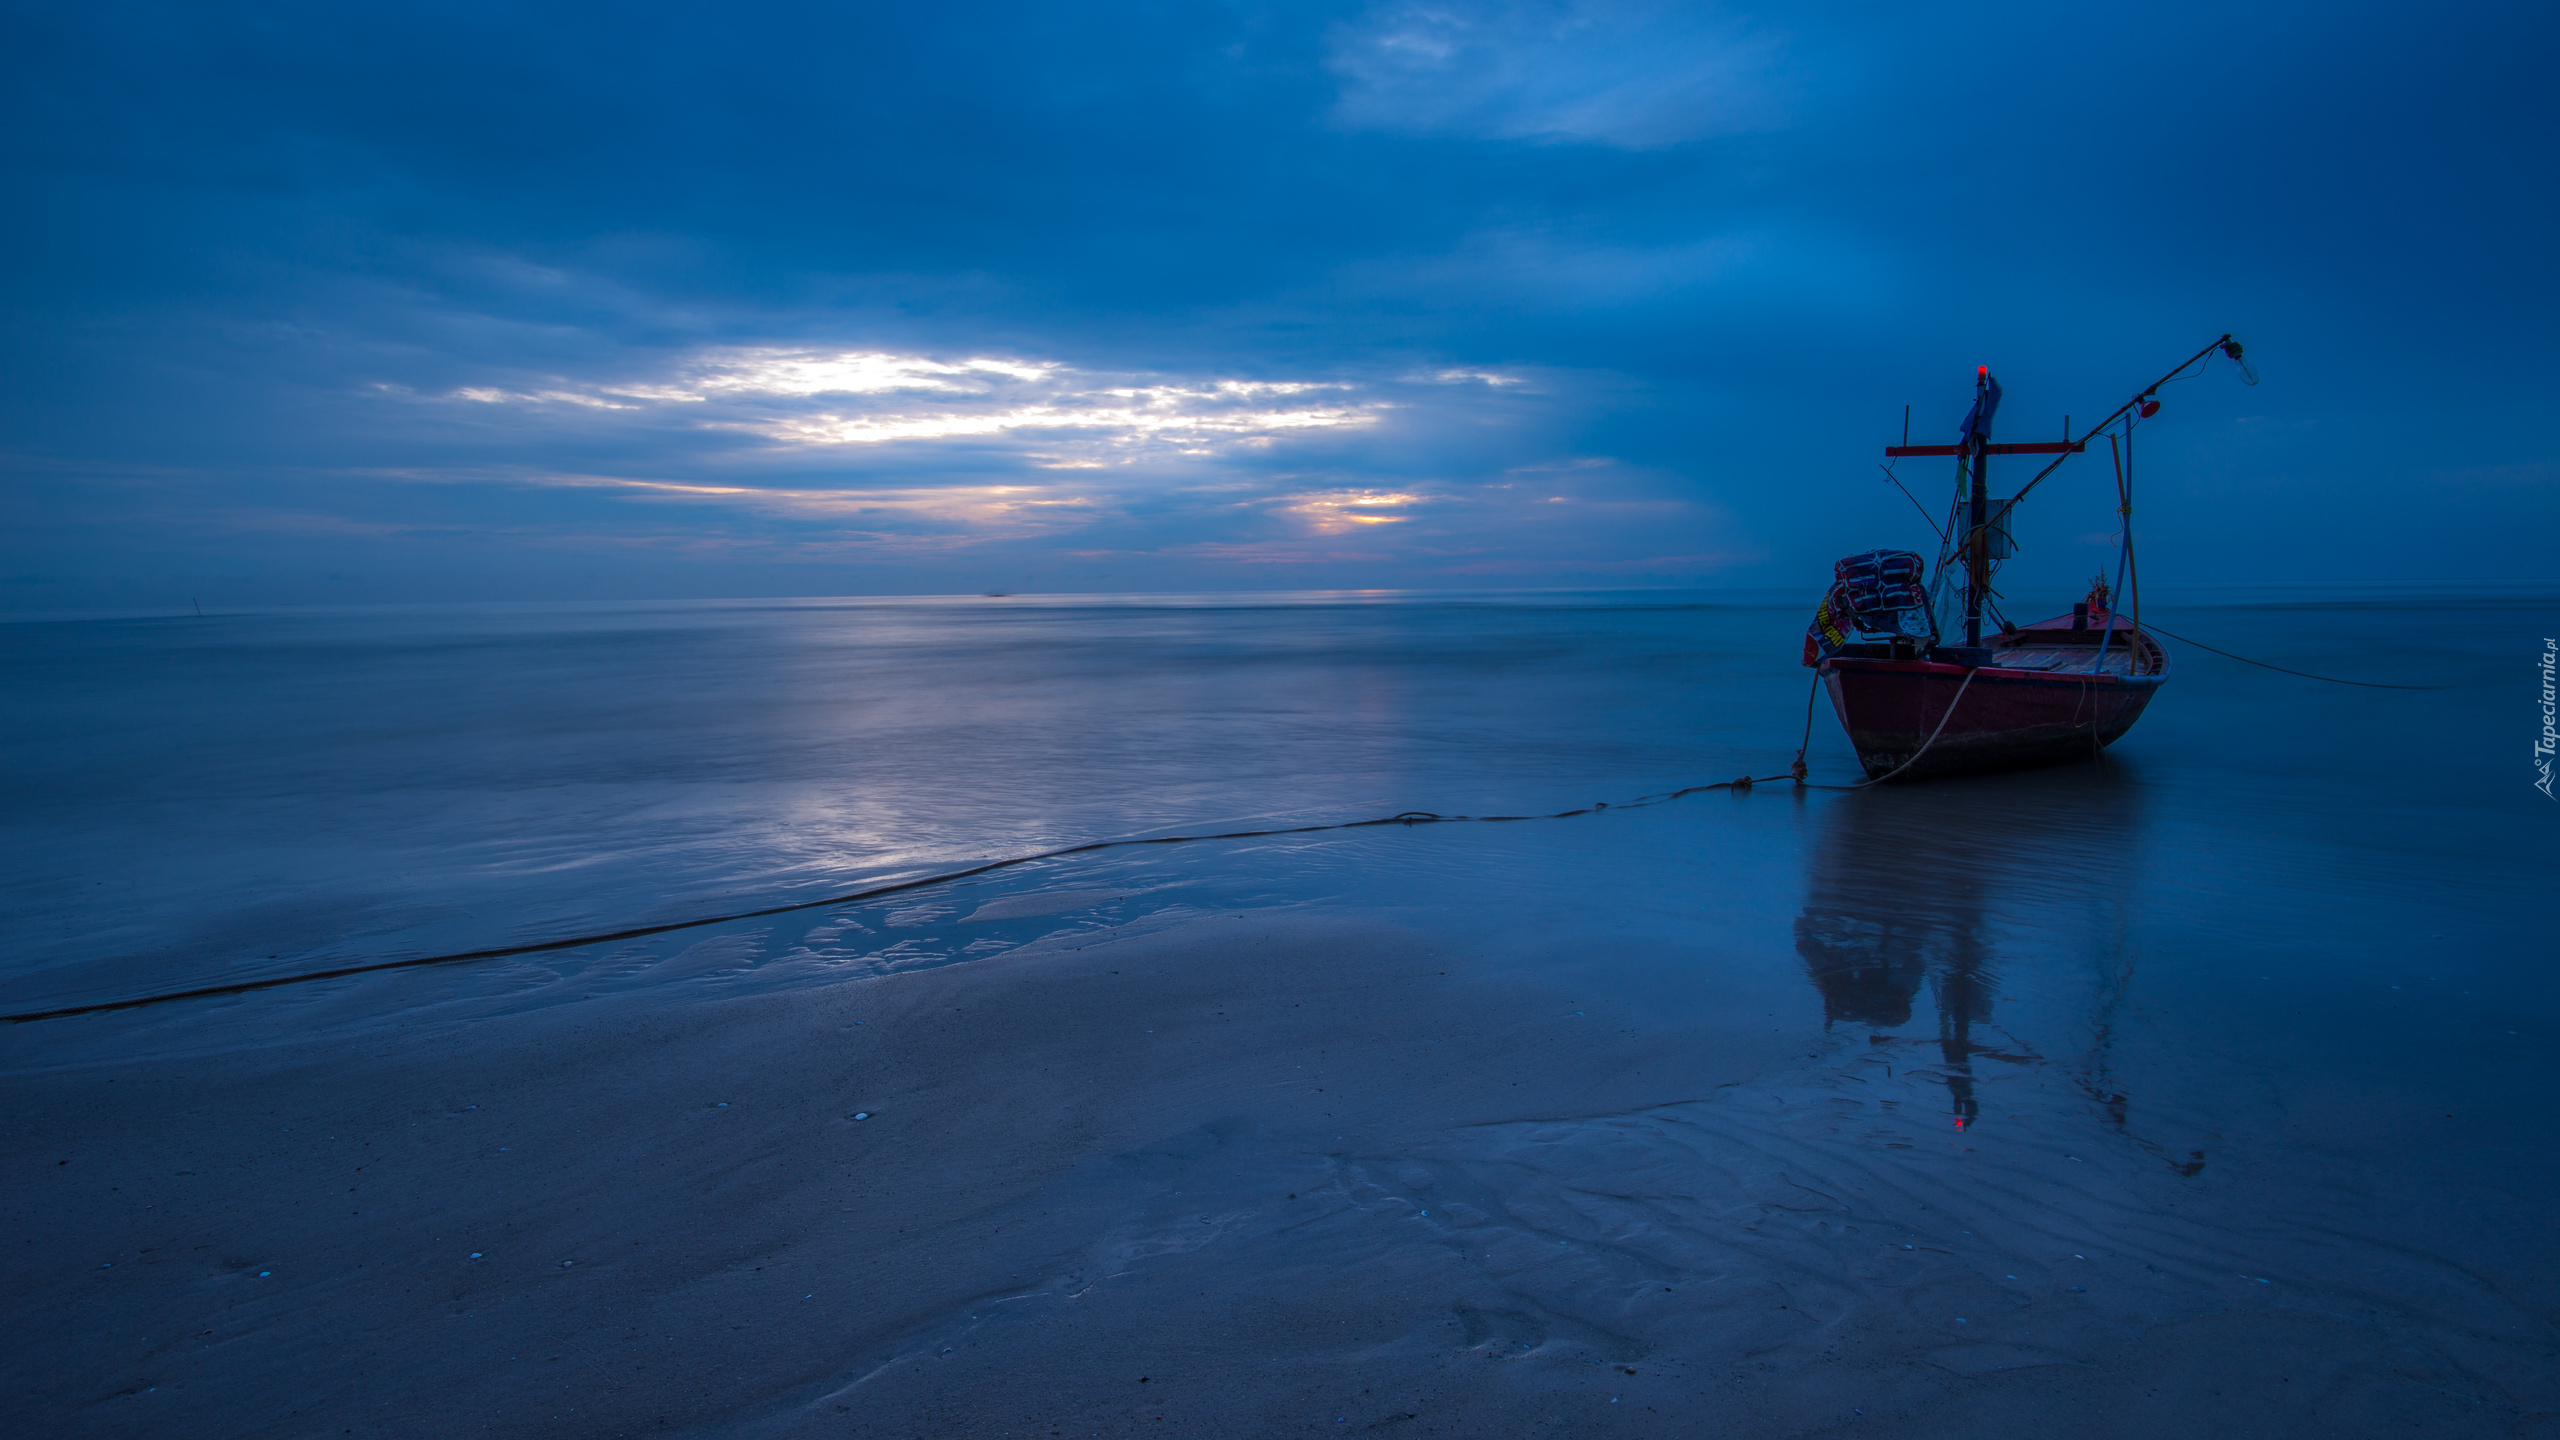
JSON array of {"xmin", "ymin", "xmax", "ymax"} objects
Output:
[{"xmin": 1985, "ymin": 333, "xmax": 2234, "ymax": 529}]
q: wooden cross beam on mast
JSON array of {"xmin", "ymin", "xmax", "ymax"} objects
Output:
[
  {"xmin": 1872, "ymin": 335, "xmax": 2238, "ymax": 659},
  {"xmin": 1884, "ymin": 441, "xmax": 2085, "ymax": 457},
  {"xmin": 1887, "ymin": 378, "xmax": 2086, "ymax": 650},
  {"xmin": 1888, "ymin": 433, "xmax": 2083, "ymax": 649}
]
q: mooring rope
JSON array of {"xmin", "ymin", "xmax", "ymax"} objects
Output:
[
  {"xmin": 2133, "ymin": 621, "xmax": 2445, "ymax": 690},
  {"xmin": 6, "ymin": 775, "xmax": 1808, "ymax": 1026},
  {"xmin": 1791, "ymin": 667, "xmax": 1979, "ymax": 792}
]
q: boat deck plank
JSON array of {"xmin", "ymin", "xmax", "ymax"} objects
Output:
[{"xmin": 1991, "ymin": 643, "xmax": 2141, "ymax": 675}]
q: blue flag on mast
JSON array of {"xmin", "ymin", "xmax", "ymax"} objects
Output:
[{"xmin": 1956, "ymin": 374, "xmax": 2003, "ymax": 448}]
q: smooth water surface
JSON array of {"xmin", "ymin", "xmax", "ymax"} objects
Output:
[
  {"xmin": 7, "ymin": 586, "xmax": 2558, "ymax": 1426},
  {"xmin": 1, "ymin": 587, "xmax": 2548, "ymax": 1030},
  {"xmin": 1, "ymin": 590, "xmax": 1801, "ymax": 1014}
]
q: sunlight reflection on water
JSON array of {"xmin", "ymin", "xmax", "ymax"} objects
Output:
[{"xmin": 0, "ymin": 585, "xmax": 2547, "ymax": 1052}]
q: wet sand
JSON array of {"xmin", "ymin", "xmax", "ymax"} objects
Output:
[{"xmin": 9, "ymin": 907, "xmax": 2550, "ymax": 1438}]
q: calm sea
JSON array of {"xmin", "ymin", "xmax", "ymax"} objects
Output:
[
  {"xmin": 8, "ymin": 585, "xmax": 2557, "ymax": 1411},
  {"xmin": 1, "ymin": 587, "xmax": 2549, "ymax": 1033}
]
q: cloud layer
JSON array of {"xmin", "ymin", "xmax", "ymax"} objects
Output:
[
  {"xmin": 1, "ymin": 0, "xmax": 2553, "ymax": 604},
  {"xmin": 1328, "ymin": 1, "xmax": 1795, "ymax": 147}
]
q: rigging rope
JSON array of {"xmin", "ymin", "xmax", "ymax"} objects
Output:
[
  {"xmin": 2134, "ymin": 621, "xmax": 2446, "ymax": 690},
  {"xmin": 1878, "ymin": 463, "xmax": 1947, "ymax": 540}
]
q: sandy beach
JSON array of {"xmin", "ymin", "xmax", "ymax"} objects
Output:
[
  {"xmin": 12, "ymin": 896, "xmax": 2549, "ymax": 1439},
  {"xmin": 7, "ymin": 0, "xmax": 2553, "ymax": 1424}
]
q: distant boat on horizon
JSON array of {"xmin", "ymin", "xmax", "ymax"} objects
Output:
[{"xmin": 1802, "ymin": 335, "xmax": 2252, "ymax": 781}]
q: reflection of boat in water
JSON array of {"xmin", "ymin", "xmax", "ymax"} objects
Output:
[
  {"xmin": 1793, "ymin": 770, "xmax": 2147, "ymax": 1129},
  {"xmin": 1802, "ymin": 336, "xmax": 2253, "ymax": 780}
]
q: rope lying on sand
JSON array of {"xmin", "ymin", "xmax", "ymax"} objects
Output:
[{"xmin": 4, "ymin": 776, "xmax": 1800, "ymax": 1026}]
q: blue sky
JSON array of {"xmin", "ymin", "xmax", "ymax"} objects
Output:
[{"xmin": 3, "ymin": 0, "xmax": 2551, "ymax": 606}]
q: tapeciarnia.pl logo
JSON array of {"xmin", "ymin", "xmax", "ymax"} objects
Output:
[{"xmin": 2539, "ymin": 637, "xmax": 2557, "ymax": 799}]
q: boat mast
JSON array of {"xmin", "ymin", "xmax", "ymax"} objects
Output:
[
  {"xmin": 1966, "ymin": 366, "xmax": 1991, "ymax": 648},
  {"xmin": 1886, "ymin": 366, "xmax": 2082, "ymax": 645},
  {"xmin": 1877, "ymin": 336, "xmax": 2239, "ymax": 664}
]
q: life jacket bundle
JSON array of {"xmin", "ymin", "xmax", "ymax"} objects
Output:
[{"xmin": 1802, "ymin": 549, "xmax": 1935, "ymax": 666}]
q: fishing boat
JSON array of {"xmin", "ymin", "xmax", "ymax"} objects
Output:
[{"xmin": 1802, "ymin": 335, "xmax": 2253, "ymax": 781}]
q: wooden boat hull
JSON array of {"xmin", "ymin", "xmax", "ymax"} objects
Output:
[{"xmin": 1818, "ymin": 622, "xmax": 2168, "ymax": 780}]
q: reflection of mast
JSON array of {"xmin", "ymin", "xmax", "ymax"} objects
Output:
[
  {"xmin": 1927, "ymin": 835, "xmax": 1992, "ymax": 1129},
  {"xmin": 1795, "ymin": 774, "xmax": 2146, "ymax": 1132},
  {"xmin": 1934, "ymin": 910, "xmax": 1991, "ymax": 1129}
]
